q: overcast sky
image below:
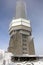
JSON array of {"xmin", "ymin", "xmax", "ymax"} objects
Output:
[{"xmin": 0, "ymin": 0, "xmax": 43, "ymax": 55}]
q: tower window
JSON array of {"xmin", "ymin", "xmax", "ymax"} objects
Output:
[
  {"xmin": 23, "ymin": 48, "xmax": 27, "ymax": 50},
  {"xmin": 23, "ymin": 43, "xmax": 27, "ymax": 46},
  {"xmin": 23, "ymin": 52, "xmax": 27, "ymax": 54},
  {"xmin": 23, "ymin": 39, "xmax": 26, "ymax": 42},
  {"xmin": 22, "ymin": 34, "xmax": 27, "ymax": 38}
]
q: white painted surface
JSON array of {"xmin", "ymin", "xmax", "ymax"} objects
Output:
[{"xmin": 9, "ymin": 18, "xmax": 31, "ymax": 30}]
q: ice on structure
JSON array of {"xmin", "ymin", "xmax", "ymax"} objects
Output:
[{"xmin": 0, "ymin": 49, "xmax": 43, "ymax": 65}]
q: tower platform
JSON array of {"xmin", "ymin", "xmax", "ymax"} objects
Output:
[{"xmin": 11, "ymin": 55, "xmax": 43, "ymax": 62}]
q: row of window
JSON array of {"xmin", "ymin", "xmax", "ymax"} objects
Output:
[{"xmin": 22, "ymin": 34, "xmax": 27, "ymax": 54}]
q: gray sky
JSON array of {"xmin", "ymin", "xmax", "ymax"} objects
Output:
[{"xmin": 0, "ymin": 0, "xmax": 43, "ymax": 55}]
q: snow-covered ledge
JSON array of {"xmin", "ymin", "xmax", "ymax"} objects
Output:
[{"xmin": 0, "ymin": 49, "xmax": 43, "ymax": 65}]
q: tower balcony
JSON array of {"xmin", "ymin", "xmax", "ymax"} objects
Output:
[{"xmin": 9, "ymin": 18, "xmax": 32, "ymax": 34}]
